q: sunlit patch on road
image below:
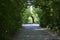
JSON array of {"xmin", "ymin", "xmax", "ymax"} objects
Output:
[
  {"xmin": 22, "ymin": 23, "xmax": 40, "ymax": 30},
  {"xmin": 34, "ymin": 28, "xmax": 47, "ymax": 30},
  {"xmin": 22, "ymin": 23, "xmax": 40, "ymax": 27}
]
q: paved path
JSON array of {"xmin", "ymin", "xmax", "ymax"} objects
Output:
[{"xmin": 12, "ymin": 24, "xmax": 60, "ymax": 40}]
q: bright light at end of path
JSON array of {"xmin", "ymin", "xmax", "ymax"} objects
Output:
[{"xmin": 30, "ymin": 6, "xmax": 33, "ymax": 14}]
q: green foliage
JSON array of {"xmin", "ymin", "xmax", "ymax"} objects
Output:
[
  {"xmin": 0, "ymin": 0, "xmax": 27, "ymax": 40},
  {"xmin": 22, "ymin": 7, "xmax": 32, "ymax": 23},
  {"xmin": 0, "ymin": 0, "xmax": 60, "ymax": 39},
  {"xmin": 35, "ymin": 0, "xmax": 60, "ymax": 30},
  {"xmin": 33, "ymin": 7, "xmax": 42, "ymax": 23},
  {"xmin": 22, "ymin": 6, "xmax": 40, "ymax": 23}
]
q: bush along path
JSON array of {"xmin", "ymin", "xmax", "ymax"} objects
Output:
[{"xmin": 0, "ymin": 0, "xmax": 27, "ymax": 40}]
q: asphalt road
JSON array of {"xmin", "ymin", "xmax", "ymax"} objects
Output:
[{"xmin": 12, "ymin": 24, "xmax": 60, "ymax": 40}]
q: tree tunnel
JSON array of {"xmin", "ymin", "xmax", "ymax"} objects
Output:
[
  {"xmin": 0, "ymin": 0, "xmax": 60, "ymax": 40},
  {"xmin": 23, "ymin": 0, "xmax": 60, "ymax": 32}
]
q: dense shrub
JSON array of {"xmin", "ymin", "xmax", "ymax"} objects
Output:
[{"xmin": 0, "ymin": 0, "xmax": 27, "ymax": 40}]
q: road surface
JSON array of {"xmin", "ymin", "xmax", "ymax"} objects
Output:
[{"xmin": 11, "ymin": 24, "xmax": 60, "ymax": 40}]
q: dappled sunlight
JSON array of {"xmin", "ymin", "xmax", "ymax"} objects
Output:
[
  {"xmin": 30, "ymin": 6, "xmax": 33, "ymax": 14},
  {"xmin": 22, "ymin": 4, "xmax": 40, "ymax": 23},
  {"xmin": 28, "ymin": 16, "xmax": 33, "ymax": 23},
  {"xmin": 34, "ymin": 28, "xmax": 47, "ymax": 30}
]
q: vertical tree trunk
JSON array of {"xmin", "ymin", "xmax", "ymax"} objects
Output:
[{"xmin": 31, "ymin": 16, "xmax": 34, "ymax": 23}]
